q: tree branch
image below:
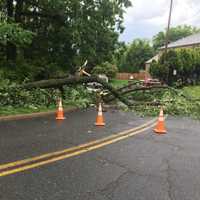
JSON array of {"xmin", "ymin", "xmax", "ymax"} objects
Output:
[
  {"xmin": 104, "ymin": 85, "xmax": 168, "ymax": 102},
  {"xmin": 21, "ymin": 76, "xmax": 132, "ymax": 107}
]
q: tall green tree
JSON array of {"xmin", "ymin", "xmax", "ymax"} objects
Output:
[
  {"xmin": 153, "ymin": 25, "xmax": 200, "ymax": 50},
  {"xmin": 0, "ymin": 0, "xmax": 132, "ymax": 75},
  {"xmin": 118, "ymin": 39, "xmax": 154, "ymax": 73},
  {"xmin": 113, "ymin": 41, "xmax": 127, "ymax": 65}
]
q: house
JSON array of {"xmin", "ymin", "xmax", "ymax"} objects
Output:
[
  {"xmin": 145, "ymin": 54, "xmax": 160, "ymax": 72},
  {"xmin": 145, "ymin": 32, "xmax": 200, "ymax": 71}
]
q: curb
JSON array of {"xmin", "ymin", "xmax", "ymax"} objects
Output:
[{"xmin": 0, "ymin": 107, "xmax": 78, "ymax": 122}]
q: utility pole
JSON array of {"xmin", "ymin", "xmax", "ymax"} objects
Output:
[
  {"xmin": 164, "ymin": 0, "xmax": 173, "ymax": 55},
  {"xmin": 164, "ymin": 0, "xmax": 173, "ymax": 84}
]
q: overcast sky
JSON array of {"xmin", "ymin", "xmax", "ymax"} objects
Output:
[{"xmin": 120, "ymin": 0, "xmax": 200, "ymax": 43}]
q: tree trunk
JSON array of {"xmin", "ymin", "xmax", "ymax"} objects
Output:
[
  {"xmin": 15, "ymin": 0, "xmax": 23, "ymax": 23},
  {"xmin": 6, "ymin": 0, "xmax": 16, "ymax": 62},
  {"xmin": 104, "ymin": 85, "xmax": 168, "ymax": 102},
  {"xmin": 21, "ymin": 76, "xmax": 133, "ymax": 107}
]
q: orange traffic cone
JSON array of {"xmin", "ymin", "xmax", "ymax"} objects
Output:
[
  {"xmin": 56, "ymin": 98, "xmax": 66, "ymax": 120},
  {"xmin": 95, "ymin": 103, "xmax": 105, "ymax": 126},
  {"xmin": 154, "ymin": 107, "xmax": 166, "ymax": 134}
]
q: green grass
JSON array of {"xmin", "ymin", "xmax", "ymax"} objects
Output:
[
  {"xmin": 110, "ymin": 79, "xmax": 129, "ymax": 88},
  {"xmin": 182, "ymin": 86, "xmax": 200, "ymax": 99}
]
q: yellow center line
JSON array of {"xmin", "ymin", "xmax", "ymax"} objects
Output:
[
  {"xmin": 0, "ymin": 118, "xmax": 157, "ymax": 177},
  {"xmin": 0, "ymin": 118, "xmax": 156, "ymax": 170}
]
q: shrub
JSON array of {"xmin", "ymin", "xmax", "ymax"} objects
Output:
[
  {"xmin": 149, "ymin": 61, "xmax": 169, "ymax": 83},
  {"xmin": 92, "ymin": 62, "xmax": 118, "ymax": 78},
  {"xmin": 0, "ymin": 78, "xmax": 93, "ymax": 109},
  {"xmin": 150, "ymin": 48, "xmax": 200, "ymax": 85}
]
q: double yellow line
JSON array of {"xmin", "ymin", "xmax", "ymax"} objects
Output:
[{"xmin": 0, "ymin": 118, "xmax": 157, "ymax": 177}]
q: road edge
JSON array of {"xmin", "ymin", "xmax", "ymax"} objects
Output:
[{"xmin": 0, "ymin": 107, "xmax": 78, "ymax": 122}]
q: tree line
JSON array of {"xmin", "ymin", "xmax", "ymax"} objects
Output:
[
  {"xmin": 116, "ymin": 25, "xmax": 200, "ymax": 73},
  {"xmin": 0, "ymin": 0, "xmax": 131, "ymax": 81},
  {"xmin": 0, "ymin": 0, "xmax": 200, "ymax": 83}
]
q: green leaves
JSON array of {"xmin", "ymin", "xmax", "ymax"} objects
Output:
[
  {"xmin": 150, "ymin": 48, "xmax": 200, "ymax": 85},
  {"xmin": 0, "ymin": 0, "xmax": 132, "ymax": 77},
  {"xmin": 0, "ymin": 22, "xmax": 35, "ymax": 46},
  {"xmin": 118, "ymin": 39, "xmax": 154, "ymax": 73},
  {"xmin": 0, "ymin": 81, "xmax": 92, "ymax": 109},
  {"xmin": 92, "ymin": 62, "xmax": 118, "ymax": 78},
  {"xmin": 63, "ymin": 86, "xmax": 93, "ymax": 108},
  {"xmin": 131, "ymin": 88, "xmax": 200, "ymax": 119}
]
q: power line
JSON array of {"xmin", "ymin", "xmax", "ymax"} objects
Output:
[{"xmin": 164, "ymin": 0, "xmax": 173, "ymax": 84}]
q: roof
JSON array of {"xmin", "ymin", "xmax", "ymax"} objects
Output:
[
  {"xmin": 160, "ymin": 32, "xmax": 200, "ymax": 49},
  {"xmin": 145, "ymin": 54, "xmax": 159, "ymax": 64}
]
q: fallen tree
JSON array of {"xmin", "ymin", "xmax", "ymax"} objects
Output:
[
  {"xmin": 104, "ymin": 85, "xmax": 169, "ymax": 102},
  {"xmin": 21, "ymin": 76, "xmax": 133, "ymax": 107},
  {"xmin": 20, "ymin": 75, "xmax": 199, "ymax": 109}
]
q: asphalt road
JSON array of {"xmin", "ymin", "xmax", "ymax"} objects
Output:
[{"xmin": 0, "ymin": 108, "xmax": 200, "ymax": 200}]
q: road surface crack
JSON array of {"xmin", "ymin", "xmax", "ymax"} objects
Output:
[
  {"xmin": 97, "ymin": 155, "xmax": 163, "ymax": 179},
  {"xmin": 100, "ymin": 171, "xmax": 129, "ymax": 200},
  {"xmin": 165, "ymin": 159, "xmax": 176, "ymax": 200}
]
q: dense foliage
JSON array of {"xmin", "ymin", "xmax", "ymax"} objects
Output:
[
  {"xmin": 150, "ymin": 49, "xmax": 200, "ymax": 85},
  {"xmin": 92, "ymin": 62, "xmax": 118, "ymax": 78},
  {"xmin": 0, "ymin": 79, "xmax": 93, "ymax": 111},
  {"xmin": 0, "ymin": 21, "xmax": 34, "ymax": 46},
  {"xmin": 131, "ymin": 88, "xmax": 200, "ymax": 119},
  {"xmin": 0, "ymin": 0, "xmax": 131, "ymax": 81},
  {"xmin": 1, "ymin": 2, "xmax": 199, "ymax": 120},
  {"xmin": 117, "ymin": 39, "xmax": 154, "ymax": 72}
]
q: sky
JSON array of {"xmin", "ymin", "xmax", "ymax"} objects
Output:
[{"xmin": 120, "ymin": 0, "xmax": 200, "ymax": 43}]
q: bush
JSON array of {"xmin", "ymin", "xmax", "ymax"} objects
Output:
[
  {"xmin": 92, "ymin": 62, "xmax": 118, "ymax": 79},
  {"xmin": 0, "ymin": 78, "xmax": 93, "ymax": 110},
  {"xmin": 0, "ymin": 80, "xmax": 60, "ymax": 108},
  {"xmin": 63, "ymin": 86, "xmax": 93, "ymax": 108},
  {"xmin": 150, "ymin": 48, "xmax": 200, "ymax": 85},
  {"xmin": 149, "ymin": 61, "xmax": 169, "ymax": 83}
]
